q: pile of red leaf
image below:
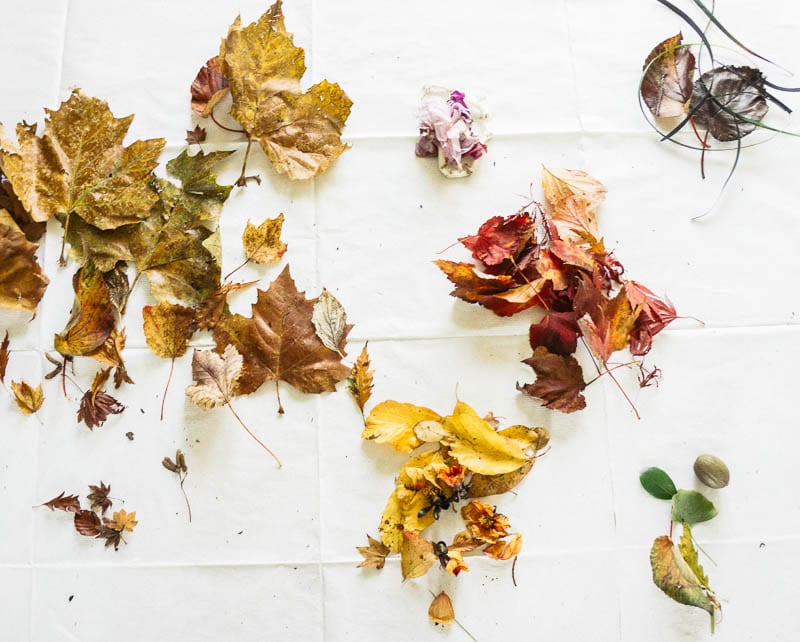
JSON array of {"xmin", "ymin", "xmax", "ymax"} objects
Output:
[{"xmin": 437, "ymin": 168, "xmax": 680, "ymax": 415}]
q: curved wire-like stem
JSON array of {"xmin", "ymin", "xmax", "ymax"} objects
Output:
[
  {"xmin": 226, "ymin": 400, "xmax": 282, "ymax": 468},
  {"xmin": 160, "ymin": 358, "xmax": 175, "ymax": 421}
]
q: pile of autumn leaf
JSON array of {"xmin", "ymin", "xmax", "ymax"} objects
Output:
[
  {"xmin": 38, "ymin": 482, "xmax": 137, "ymax": 550},
  {"xmin": 357, "ymin": 395, "xmax": 549, "ymax": 623},
  {"xmin": 437, "ymin": 168, "xmax": 679, "ymax": 416}
]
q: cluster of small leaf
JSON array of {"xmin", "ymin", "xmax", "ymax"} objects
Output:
[
  {"xmin": 640, "ymin": 457, "xmax": 730, "ymax": 632},
  {"xmin": 0, "ymin": 332, "xmax": 43, "ymax": 415},
  {"xmin": 437, "ymin": 168, "xmax": 680, "ymax": 416},
  {"xmin": 641, "ymin": 1, "xmax": 798, "ymax": 189},
  {"xmin": 357, "ymin": 397, "xmax": 549, "ymax": 621},
  {"xmin": 189, "ymin": 0, "xmax": 352, "ymax": 184},
  {"xmin": 39, "ymin": 482, "xmax": 137, "ymax": 550}
]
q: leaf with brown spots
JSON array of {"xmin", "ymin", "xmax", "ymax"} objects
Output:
[
  {"xmin": 347, "ymin": 342, "xmax": 374, "ymax": 419},
  {"xmin": 400, "ymin": 530, "xmax": 437, "ymax": 580},
  {"xmin": 242, "ymin": 213, "xmax": 287, "ymax": 265},
  {"xmin": 11, "ymin": 380, "xmax": 43, "ymax": 415}
]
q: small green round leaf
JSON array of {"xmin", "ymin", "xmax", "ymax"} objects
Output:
[
  {"xmin": 671, "ymin": 489, "xmax": 718, "ymax": 525},
  {"xmin": 640, "ymin": 467, "xmax": 678, "ymax": 500}
]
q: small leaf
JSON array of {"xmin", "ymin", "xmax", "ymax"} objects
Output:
[
  {"xmin": 428, "ymin": 591, "xmax": 455, "ymax": 626},
  {"xmin": 356, "ymin": 534, "xmax": 390, "ymax": 570},
  {"xmin": 74, "ymin": 510, "xmax": 102, "ymax": 537},
  {"xmin": 484, "ymin": 532, "xmax": 523, "ymax": 560},
  {"xmin": 242, "ymin": 213, "xmax": 287, "ymax": 265},
  {"xmin": 640, "ymin": 467, "xmax": 678, "ymax": 500},
  {"xmin": 87, "ymin": 482, "xmax": 112, "ymax": 515},
  {"xmin": 0, "ymin": 330, "xmax": 9, "ymax": 383},
  {"xmin": 190, "ymin": 56, "xmax": 230, "ymax": 117},
  {"xmin": 671, "ymin": 489, "xmax": 718, "ymax": 525},
  {"xmin": 347, "ymin": 342, "xmax": 374, "ymax": 415},
  {"xmin": 77, "ymin": 368, "xmax": 125, "ymax": 429},
  {"xmin": 142, "ymin": 302, "xmax": 196, "ymax": 359},
  {"xmin": 400, "ymin": 530, "xmax": 436, "ymax": 580},
  {"xmin": 41, "ymin": 492, "xmax": 81, "ymax": 513},
  {"xmin": 311, "ymin": 289, "xmax": 347, "ymax": 355},
  {"xmin": 104, "ymin": 508, "xmax": 138, "ymax": 533},
  {"xmin": 185, "ymin": 345, "xmax": 243, "ymax": 410},
  {"xmin": 185, "ymin": 125, "xmax": 207, "ymax": 145},
  {"xmin": 11, "ymin": 380, "xmax": 43, "ymax": 415}
]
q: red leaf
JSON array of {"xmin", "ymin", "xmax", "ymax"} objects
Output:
[
  {"xmin": 528, "ymin": 312, "xmax": 579, "ymax": 356},
  {"xmin": 626, "ymin": 281, "xmax": 679, "ymax": 356},
  {"xmin": 41, "ymin": 492, "xmax": 81, "ymax": 513},
  {"xmin": 518, "ymin": 347, "xmax": 587, "ymax": 413},
  {"xmin": 459, "ymin": 212, "xmax": 534, "ymax": 267},
  {"xmin": 74, "ymin": 510, "xmax": 102, "ymax": 537}
]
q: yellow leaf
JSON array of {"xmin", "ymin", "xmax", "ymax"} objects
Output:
[
  {"xmin": 142, "ymin": 302, "xmax": 196, "ymax": 359},
  {"xmin": 242, "ymin": 213, "xmax": 287, "ymax": 264},
  {"xmin": 105, "ymin": 508, "xmax": 138, "ymax": 532},
  {"xmin": 11, "ymin": 380, "xmax": 43, "ymax": 415},
  {"xmin": 356, "ymin": 534, "xmax": 390, "ymax": 570},
  {"xmin": 347, "ymin": 342, "xmax": 374, "ymax": 416},
  {"xmin": 440, "ymin": 401, "xmax": 528, "ymax": 475},
  {"xmin": 54, "ymin": 266, "xmax": 115, "ymax": 358},
  {"xmin": 363, "ymin": 400, "xmax": 442, "ymax": 454},
  {"xmin": 400, "ymin": 530, "xmax": 436, "ymax": 580},
  {"xmin": 484, "ymin": 532, "xmax": 523, "ymax": 560},
  {"xmin": 428, "ymin": 591, "xmax": 455, "ymax": 626},
  {"xmin": 678, "ymin": 523, "xmax": 709, "ymax": 587},
  {"xmin": 220, "ymin": 2, "xmax": 352, "ymax": 180}
]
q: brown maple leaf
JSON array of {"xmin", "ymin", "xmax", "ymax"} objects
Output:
[
  {"xmin": 186, "ymin": 125, "xmax": 207, "ymax": 145},
  {"xmin": 356, "ymin": 534, "xmax": 390, "ymax": 570},
  {"xmin": 77, "ymin": 368, "xmax": 125, "ymax": 429},
  {"xmin": 518, "ymin": 347, "xmax": 587, "ymax": 413},
  {"xmin": 0, "ymin": 210, "xmax": 49, "ymax": 313},
  {"xmin": 41, "ymin": 492, "xmax": 81, "ymax": 513},
  {"xmin": 87, "ymin": 481, "xmax": 112, "ymax": 515},
  {"xmin": 104, "ymin": 508, "xmax": 138, "ymax": 533},
  {"xmin": 641, "ymin": 33, "xmax": 696, "ymax": 119},
  {"xmin": 213, "ymin": 265, "xmax": 351, "ymax": 413},
  {"xmin": 219, "ymin": 1, "xmax": 352, "ymax": 182}
]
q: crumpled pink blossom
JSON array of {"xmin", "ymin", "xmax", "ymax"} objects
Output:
[{"xmin": 415, "ymin": 87, "xmax": 488, "ymax": 178}]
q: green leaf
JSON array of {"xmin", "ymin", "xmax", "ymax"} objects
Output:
[
  {"xmin": 639, "ymin": 467, "xmax": 677, "ymax": 500},
  {"xmin": 671, "ymin": 489, "xmax": 717, "ymax": 525}
]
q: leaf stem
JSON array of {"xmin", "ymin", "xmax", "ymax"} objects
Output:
[
  {"xmin": 226, "ymin": 401, "xmax": 282, "ymax": 467},
  {"xmin": 120, "ymin": 271, "xmax": 142, "ymax": 315},
  {"xmin": 512, "ymin": 555, "xmax": 518, "ymax": 587},
  {"xmin": 210, "ymin": 111, "xmax": 247, "ymax": 134},
  {"xmin": 160, "ymin": 358, "xmax": 175, "ymax": 421},
  {"xmin": 235, "ymin": 138, "xmax": 260, "ymax": 187},
  {"xmin": 223, "ymin": 258, "xmax": 250, "ymax": 282},
  {"xmin": 275, "ymin": 380, "xmax": 284, "ymax": 415},
  {"xmin": 603, "ymin": 360, "xmax": 641, "ymax": 420},
  {"xmin": 179, "ymin": 472, "xmax": 192, "ymax": 523},
  {"xmin": 585, "ymin": 360, "xmax": 640, "ymax": 386},
  {"xmin": 59, "ymin": 213, "xmax": 71, "ymax": 267}
]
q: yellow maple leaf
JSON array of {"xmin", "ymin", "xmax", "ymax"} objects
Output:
[
  {"xmin": 11, "ymin": 380, "xmax": 43, "ymax": 415},
  {"xmin": 220, "ymin": 1, "xmax": 352, "ymax": 180},
  {"xmin": 106, "ymin": 508, "xmax": 138, "ymax": 533}
]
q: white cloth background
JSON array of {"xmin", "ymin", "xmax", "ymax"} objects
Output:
[{"xmin": 1, "ymin": 1, "xmax": 799, "ymax": 640}]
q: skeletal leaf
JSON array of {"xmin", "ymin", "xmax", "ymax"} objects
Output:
[
  {"xmin": 356, "ymin": 534, "xmax": 390, "ymax": 570},
  {"xmin": 11, "ymin": 380, "xmax": 43, "ymax": 414},
  {"xmin": 219, "ymin": 1, "xmax": 352, "ymax": 179},
  {"xmin": 41, "ymin": 492, "xmax": 81, "ymax": 513},
  {"xmin": 0, "ymin": 210, "xmax": 49, "ymax": 312},
  {"xmin": 242, "ymin": 213, "xmax": 287, "ymax": 264},
  {"xmin": 362, "ymin": 401, "xmax": 442, "ymax": 453},
  {"xmin": 0, "ymin": 90, "xmax": 164, "ymax": 229},
  {"xmin": 311, "ymin": 289, "xmax": 347, "ymax": 355},
  {"xmin": 347, "ymin": 342, "xmax": 374, "ymax": 416},
  {"xmin": 185, "ymin": 344, "xmax": 242, "ymax": 410},
  {"xmin": 641, "ymin": 33, "xmax": 696, "ymax": 118},
  {"xmin": 400, "ymin": 530, "xmax": 437, "ymax": 580}
]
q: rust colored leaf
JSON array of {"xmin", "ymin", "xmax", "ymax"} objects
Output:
[
  {"xmin": 87, "ymin": 481, "xmax": 112, "ymax": 515},
  {"xmin": 528, "ymin": 311, "xmax": 579, "ymax": 356},
  {"xmin": 627, "ymin": 281, "xmax": 680, "ymax": 356},
  {"xmin": 77, "ymin": 368, "xmax": 125, "ymax": 429},
  {"xmin": 484, "ymin": 532, "xmax": 523, "ymax": 560},
  {"xmin": 74, "ymin": 510, "xmax": 102, "ymax": 537},
  {"xmin": 459, "ymin": 212, "xmax": 534, "ymax": 267},
  {"xmin": 41, "ymin": 492, "xmax": 81, "ymax": 513},
  {"xmin": 347, "ymin": 342, "xmax": 374, "ymax": 416},
  {"xmin": 242, "ymin": 213, "xmax": 287, "ymax": 265},
  {"xmin": 219, "ymin": 1, "xmax": 352, "ymax": 179},
  {"xmin": 190, "ymin": 56, "xmax": 230, "ymax": 117},
  {"xmin": 213, "ymin": 265, "xmax": 351, "ymax": 399},
  {"xmin": 0, "ymin": 210, "xmax": 49, "ymax": 312},
  {"xmin": 641, "ymin": 33, "xmax": 696, "ymax": 118},
  {"xmin": 356, "ymin": 534, "xmax": 390, "ymax": 570},
  {"xmin": 11, "ymin": 380, "xmax": 43, "ymax": 415},
  {"xmin": 185, "ymin": 125, "xmax": 207, "ymax": 145},
  {"xmin": 574, "ymin": 283, "xmax": 639, "ymax": 363},
  {"xmin": 196, "ymin": 280, "xmax": 256, "ymax": 331},
  {"xmin": 519, "ymin": 347, "xmax": 587, "ymax": 413}
]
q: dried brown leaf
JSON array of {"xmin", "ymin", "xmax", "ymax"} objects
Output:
[
  {"xmin": 356, "ymin": 534, "xmax": 390, "ymax": 570},
  {"xmin": 87, "ymin": 481, "xmax": 112, "ymax": 515},
  {"xmin": 41, "ymin": 492, "xmax": 81, "ymax": 513},
  {"xmin": 11, "ymin": 380, "xmax": 43, "ymax": 415},
  {"xmin": 185, "ymin": 344, "xmax": 242, "ymax": 409}
]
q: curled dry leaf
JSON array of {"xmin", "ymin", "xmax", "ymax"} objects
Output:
[
  {"xmin": 219, "ymin": 1, "xmax": 352, "ymax": 180},
  {"xmin": 362, "ymin": 401, "xmax": 442, "ymax": 453},
  {"xmin": 0, "ymin": 331, "xmax": 9, "ymax": 383},
  {"xmin": 347, "ymin": 342, "xmax": 374, "ymax": 417},
  {"xmin": 191, "ymin": 56, "xmax": 230, "ymax": 117},
  {"xmin": 428, "ymin": 591, "xmax": 455, "ymax": 626},
  {"xmin": 356, "ymin": 534, "xmax": 390, "ymax": 570},
  {"xmin": 87, "ymin": 481, "xmax": 112, "ymax": 515},
  {"xmin": 641, "ymin": 33, "xmax": 696, "ymax": 119},
  {"xmin": 484, "ymin": 532, "xmax": 523, "ymax": 561},
  {"xmin": 185, "ymin": 344, "xmax": 242, "ymax": 410},
  {"xmin": 242, "ymin": 213, "xmax": 287, "ymax": 265},
  {"xmin": 574, "ymin": 283, "xmax": 640, "ymax": 363},
  {"xmin": 54, "ymin": 266, "xmax": 116, "ymax": 359},
  {"xmin": 0, "ymin": 210, "xmax": 49, "ymax": 312},
  {"xmin": 41, "ymin": 492, "xmax": 81, "ymax": 513},
  {"xmin": 468, "ymin": 460, "xmax": 534, "ymax": 499},
  {"xmin": 74, "ymin": 510, "xmax": 102, "ymax": 537},
  {"xmin": 11, "ymin": 380, "xmax": 43, "ymax": 415},
  {"xmin": 461, "ymin": 501, "xmax": 510, "ymax": 543},
  {"xmin": 77, "ymin": 368, "xmax": 125, "ymax": 429}
]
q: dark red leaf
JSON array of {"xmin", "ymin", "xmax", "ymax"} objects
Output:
[
  {"xmin": 41, "ymin": 492, "xmax": 81, "ymax": 513},
  {"xmin": 518, "ymin": 347, "xmax": 587, "ymax": 413},
  {"xmin": 459, "ymin": 212, "xmax": 534, "ymax": 267},
  {"xmin": 77, "ymin": 390, "xmax": 125, "ymax": 430},
  {"xmin": 528, "ymin": 312, "xmax": 580, "ymax": 356},
  {"xmin": 627, "ymin": 281, "xmax": 679, "ymax": 356},
  {"xmin": 74, "ymin": 510, "xmax": 102, "ymax": 537}
]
